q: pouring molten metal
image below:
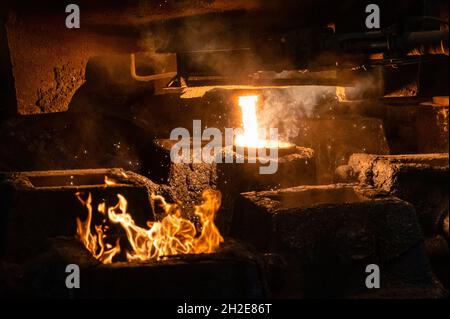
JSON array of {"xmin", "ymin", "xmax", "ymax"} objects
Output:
[{"xmin": 235, "ymin": 95, "xmax": 293, "ymax": 149}]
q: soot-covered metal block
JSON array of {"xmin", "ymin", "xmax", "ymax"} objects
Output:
[
  {"xmin": 0, "ymin": 168, "xmax": 158, "ymax": 261},
  {"xmin": 216, "ymin": 145, "xmax": 315, "ymax": 235},
  {"xmin": 232, "ymin": 184, "xmax": 435, "ymax": 297},
  {"xmin": 346, "ymin": 153, "xmax": 449, "ymax": 238},
  {"xmin": 26, "ymin": 237, "xmax": 267, "ymax": 299},
  {"xmin": 147, "ymin": 139, "xmax": 315, "ymax": 235},
  {"xmin": 217, "ymin": 146, "xmax": 316, "ymax": 192},
  {"xmin": 146, "ymin": 139, "xmax": 218, "ymax": 208}
]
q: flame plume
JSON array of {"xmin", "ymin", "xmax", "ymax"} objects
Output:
[
  {"xmin": 75, "ymin": 192, "xmax": 121, "ymax": 264},
  {"xmin": 76, "ymin": 188, "xmax": 223, "ymax": 264}
]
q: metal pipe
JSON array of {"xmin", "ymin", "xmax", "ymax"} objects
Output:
[{"xmin": 130, "ymin": 53, "xmax": 176, "ymax": 82}]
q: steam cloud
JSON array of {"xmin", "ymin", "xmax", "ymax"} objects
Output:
[{"xmin": 259, "ymin": 86, "xmax": 337, "ymax": 142}]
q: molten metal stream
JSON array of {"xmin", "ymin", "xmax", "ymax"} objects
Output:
[{"xmin": 235, "ymin": 95, "xmax": 292, "ymax": 149}]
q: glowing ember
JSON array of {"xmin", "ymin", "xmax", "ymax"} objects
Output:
[
  {"xmin": 75, "ymin": 187, "xmax": 223, "ymax": 264},
  {"xmin": 235, "ymin": 95, "xmax": 292, "ymax": 149}
]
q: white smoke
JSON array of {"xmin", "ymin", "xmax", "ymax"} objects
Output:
[{"xmin": 259, "ymin": 86, "xmax": 337, "ymax": 141}]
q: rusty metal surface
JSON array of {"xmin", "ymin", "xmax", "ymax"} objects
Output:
[{"xmin": 2, "ymin": 0, "xmax": 260, "ymax": 114}]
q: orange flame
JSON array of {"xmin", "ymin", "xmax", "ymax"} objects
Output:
[
  {"xmin": 76, "ymin": 188, "xmax": 223, "ymax": 264},
  {"xmin": 104, "ymin": 176, "xmax": 117, "ymax": 186},
  {"xmin": 75, "ymin": 192, "xmax": 121, "ymax": 264}
]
